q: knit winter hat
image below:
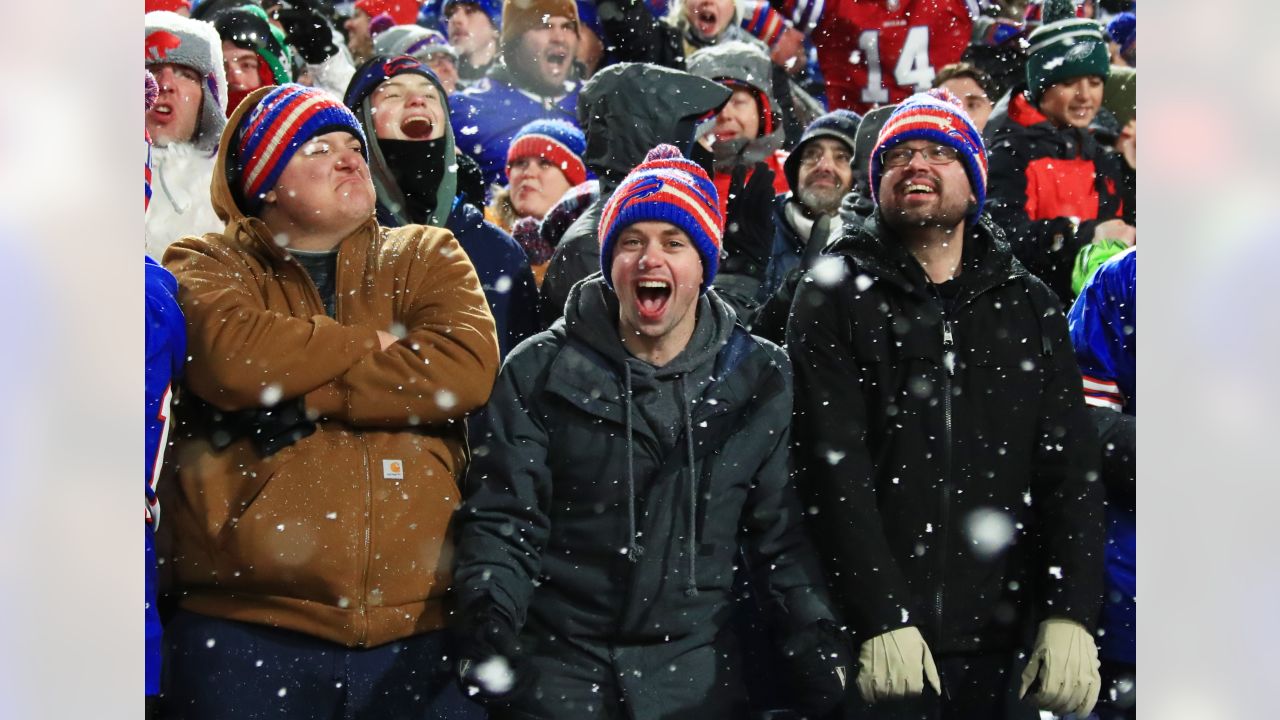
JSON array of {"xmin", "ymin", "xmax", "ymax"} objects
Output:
[
  {"xmin": 146, "ymin": 71, "xmax": 159, "ymax": 213},
  {"xmin": 234, "ymin": 84, "xmax": 368, "ymax": 215},
  {"xmin": 344, "ymin": 53, "xmax": 443, "ymax": 110},
  {"xmin": 355, "ymin": 0, "xmax": 421, "ymax": 25},
  {"xmin": 442, "ymin": 0, "xmax": 502, "ymax": 29},
  {"xmin": 506, "ymin": 119, "xmax": 588, "ymax": 187},
  {"xmin": 869, "ymin": 88, "xmax": 988, "ymax": 220},
  {"xmin": 144, "ymin": 11, "xmax": 229, "ymax": 152},
  {"xmin": 598, "ymin": 144, "xmax": 724, "ymax": 292},
  {"xmin": 215, "ymin": 5, "xmax": 291, "ymax": 86},
  {"xmin": 1025, "ymin": 0, "xmax": 1111, "ymax": 103},
  {"xmin": 501, "ymin": 0, "xmax": 579, "ymax": 57},
  {"xmin": 1107, "ymin": 12, "xmax": 1136, "ymax": 54},
  {"xmin": 782, "ymin": 108, "xmax": 862, "ymax": 191},
  {"xmin": 373, "ymin": 24, "xmax": 459, "ymax": 63}
]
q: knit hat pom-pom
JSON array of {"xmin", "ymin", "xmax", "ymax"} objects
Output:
[
  {"xmin": 927, "ymin": 86, "xmax": 964, "ymax": 110},
  {"xmin": 644, "ymin": 144, "xmax": 684, "ymax": 162},
  {"xmin": 1041, "ymin": 0, "xmax": 1078, "ymax": 24},
  {"xmin": 145, "ymin": 70, "xmax": 159, "ymax": 111},
  {"xmin": 369, "ymin": 12, "xmax": 396, "ymax": 38}
]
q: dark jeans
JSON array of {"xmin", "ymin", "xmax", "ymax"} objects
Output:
[
  {"xmin": 159, "ymin": 609, "xmax": 485, "ymax": 720},
  {"xmin": 841, "ymin": 652, "xmax": 1041, "ymax": 720}
]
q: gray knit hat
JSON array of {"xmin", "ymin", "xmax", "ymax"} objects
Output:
[
  {"xmin": 372, "ymin": 25, "xmax": 459, "ymax": 63},
  {"xmin": 144, "ymin": 11, "xmax": 228, "ymax": 152}
]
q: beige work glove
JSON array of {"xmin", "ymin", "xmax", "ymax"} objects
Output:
[
  {"xmin": 855, "ymin": 626, "xmax": 942, "ymax": 703},
  {"xmin": 1018, "ymin": 618, "xmax": 1102, "ymax": 717}
]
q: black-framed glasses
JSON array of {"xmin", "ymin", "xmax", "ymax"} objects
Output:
[{"xmin": 880, "ymin": 144, "xmax": 961, "ymax": 168}]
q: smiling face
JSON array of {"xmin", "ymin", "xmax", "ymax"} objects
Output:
[
  {"xmin": 146, "ymin": 63, "xmax": 203, "ymax": 147},
  {"xmin": 1038, "ymin": 75, "xmax": 1105, "ymax": 129},
  {"xmin": 259, "ymin": 131, "xmax": 376, "ymax": 246},
  {"xmin": 684, "ymin": 0, "xmax": 736, "ymax": 40},
  {"xmin": 877, "ymin": 140, "xmax": 973, "ymax": 233},
  {"xmin": 508, "ymin": 157, "xmax": 572, "ymax": 220},
  {"xmin": 709, "ymin": 87, "xmax": 761, "ymax": 143},
  {"xmin": 610, "ymin": 221, "xmax": 704, "ymax": 357},
  {"xmin": 370, "ymin": 74, "xmax": 447, "ymax": 141},
  {"xmin": 795, "ymin": 137, "xmax": 853, "ymax": 216},
  {"xmin": 510, "ymin": 15, "xmax": 579, "ymax": 95}
]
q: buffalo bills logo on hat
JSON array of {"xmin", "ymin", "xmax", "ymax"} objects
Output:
[
  {"xmin": 616, "ymin": 176, "xmax": 665, "ymax": 206},
  {"xmin": 382, "ymin": 55, "xmax": 425, "ymax": 78},
  {"xmin": 145, "ymin": 31, "xmax": 183, "ymax": 61}
]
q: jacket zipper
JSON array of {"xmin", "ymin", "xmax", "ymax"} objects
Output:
[{"xmin": 935, "ymin": 311, "xmax": 954, "ymax": 672}]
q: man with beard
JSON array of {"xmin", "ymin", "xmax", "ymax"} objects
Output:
[
  {"xmin": 448, "ymin": 0, "xmax": 583, "ymax": 188},
  {"xmin": 453, "ymin": 144, "xmax": 850, "ymax": 720},
  {"xmin": 787, "ymin": 89, "xmax": 1105, "ymax": 720}
]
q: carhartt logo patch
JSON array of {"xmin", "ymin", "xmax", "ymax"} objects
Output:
[{"xmin": 383, "ymin": 459, "xmax": 404, "ymax": 480}]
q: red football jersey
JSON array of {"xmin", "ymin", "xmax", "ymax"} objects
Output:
[{"xmin": 779, "ymin": 0, "xmax": 976, "ymax": 113}]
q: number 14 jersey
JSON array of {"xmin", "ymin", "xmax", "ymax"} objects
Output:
[{"xmin": 779, "ymin": 0, "xmax": 976, "ymax": 114}]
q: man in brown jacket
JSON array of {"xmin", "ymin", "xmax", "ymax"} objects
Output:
[{"xmin": 159, "ymin": 83, "xmax": 499, "ymax": 719}]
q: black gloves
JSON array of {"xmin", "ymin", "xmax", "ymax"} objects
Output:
[
  {"xmin": 780, "ymin": 619, "xmax": 854, "ymax": 718},
  {"xmin": 454, "ymin": 608, "xmax": 539, "ymax": 707},
  {"xmin": 209, "ymin": 397, "xmax": 317, "ymax": 458},
  {"xmin": 721, "ymin": 162, "xmax": 778, "ymax": 280},
  {"xmin": 274, "ymin": 7, "xmax": 338, "ymax": 64}
]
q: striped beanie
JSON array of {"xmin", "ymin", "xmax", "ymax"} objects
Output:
[
  {"xmin": 869, "ymin": 88, "xmax": 988, "ymax": 220},
  {"xmin": 506, "ymin": 119, "xmax": 588, "ymax": 187},
  {"xmin": 234, "ymin": 84, "xmax": 368, "ymax": 215},
  {"xmin": 1025, "ymin": 0, "xmax": 1110, "ymax": 103},
  {"xmin": 598, "ymin": 144, "xmax": 723, "ymax": 293}
]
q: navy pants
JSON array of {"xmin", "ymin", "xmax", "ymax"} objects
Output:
[{"xmin": 160, "ymin": 610, "xmax": 485, "ymax": 720}]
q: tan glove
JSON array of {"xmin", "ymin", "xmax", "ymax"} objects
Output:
[
  {"xmin": 855, "ymin": 626, "xmax": 942, "ymax": 703},
  {"xmin": 1018, "ymin": 618, "xmax": 1101, "ymax": 717}
]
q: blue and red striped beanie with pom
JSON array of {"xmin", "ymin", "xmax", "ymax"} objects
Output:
[
  {"xmin": 598, "ymin": 144, "xmax": 724, "ymax": 293},
  {"xmin": 869, "ymin": 87, "xmax": 988, "ymax": 220}
]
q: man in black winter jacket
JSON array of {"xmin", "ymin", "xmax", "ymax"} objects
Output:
[
  {"xmin": 788, "ymin": 89, "xmax": 1106, "ymax": 720},
  {"xmin": 454, "ymin": 145, "xmax": 850, "ymax": 719}
]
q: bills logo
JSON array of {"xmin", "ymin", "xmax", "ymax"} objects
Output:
[{"xmin": 146, "ymin": 31, "xmax": 182, "ymax": 62}]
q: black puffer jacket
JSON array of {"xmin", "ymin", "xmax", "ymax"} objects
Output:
[
  {"xmin": 455, "ymin": 276, "xmax": 836, "ymax": 718},
  {"xmin": 787, "ymin": 212, "xmax": 1105, "ymax": 656}
]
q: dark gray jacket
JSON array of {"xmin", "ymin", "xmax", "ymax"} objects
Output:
[{"xmin": 455, "ymin": 275, "xmax": 836, "ymax": 718}]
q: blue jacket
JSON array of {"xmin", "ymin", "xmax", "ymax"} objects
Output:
[
  {"xmin": 1067, "ymin": 247, "xmax": 1136, "ymax": 664},
  {"xmin": 378, "ymin": 198, "xmax": 540, "ymax": 359},
  {"xmin": 145, "ymin": 256, "xmax": 186, "ymax": 695},
  {"xmin": 448, "ymin": 66, "xmax": 581, "ymax": 190}
]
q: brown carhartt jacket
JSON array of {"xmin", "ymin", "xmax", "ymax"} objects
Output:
[{"xmin": 160, "ymin": 85, "xmax": 500, "ymax": 647}]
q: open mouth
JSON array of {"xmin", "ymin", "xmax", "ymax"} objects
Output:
[
  {"xmin": 400, "ymin": 115, "xmax": 435, "ymax": 139},
  {"xmin": 151, "ymin": 103, "xmax": 173, "ymax": 119},
  {"xmin": 543, "ymin": 49, "xmax": 570, "ymax": 73},
  {"xmin": 693, "ymin": 8, "xmax": 719, "ymax": 36},
  {"xmin": 904, "ymin": 182, "xmax": 936, "ymax": 196},
  {"xmin": 635, "ymin": 280, "xmax": 671, "ymax": 321}
]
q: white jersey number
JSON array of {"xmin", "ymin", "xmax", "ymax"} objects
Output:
[{"xmin": 855, "ymin": 26, "xmax": 936, "ymax": 104}]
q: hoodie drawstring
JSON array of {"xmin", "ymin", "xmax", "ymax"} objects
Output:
[
  {"xmin": 677, "ymin": 375, "xmax": 700, "ymax": 598},
  {"xmin": 623, "ymin": 362, "xmax": 644, "ymax": 562}
]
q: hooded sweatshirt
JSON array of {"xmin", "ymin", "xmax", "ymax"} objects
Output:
[
  {"xmin": 346, "ymin": 57, "xmax": 541, "ymax": 358},
  {"xmin": 160, "ymin": 85, "xmax": 500, "ymax": 648},
  {"xmin": 454, "ymin": 275, "xmax": 836, "ymax": 716}
]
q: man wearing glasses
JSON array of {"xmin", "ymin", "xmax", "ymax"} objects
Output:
[{"xmin": 787, "ymin": 89, "xmax": 1106, "ymax": 719}]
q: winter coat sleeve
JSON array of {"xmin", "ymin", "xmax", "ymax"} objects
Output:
[
  {"xmin": 164, "ymin": 238, "xmax": 382, "ymax": 413},
  {"xmin": 305, "ymin": 229, "xmax": 500, "ymax": 427},
  {"xmin": 786, "ymin": 271, "xmax": 917, "ymax": 638},
  {"xmin": 453, "ymin": 345, "xmax": 555, "ymax": 629},
  {"xmin": 984, "ymin": 137, "xmax": 1093, "ymax": 301},
  {"xmin": 739, "ymin": 344, "xmax": 840, "ymax": 634},
  {"xmin": 596, "ymin": 0, "xmax": 686, "ymax": 69},
  {"xmin": 1027, "ymin": 282, "xmax": 1106, "ymax": 630},
  {"xmin": 540, "ymin": 206, "xmax": 603, "ymax": 326}
]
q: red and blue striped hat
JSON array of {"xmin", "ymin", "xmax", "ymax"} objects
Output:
[
  {"xmin": 598, "ymin": 144, "xmax": 723, "ymax": 293},
  {"xmin": 506, "ymin": 119, "xmax": 587, "ymax": 188},
  {"xmin": 234, "ymin": 84, "xmax": 367, "ymax": 214},
  {"xmin": 869, "ymin": 88, "xmax": 988, "ymax": 220}
]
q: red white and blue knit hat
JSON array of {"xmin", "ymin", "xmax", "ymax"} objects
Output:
[
  {"xmin": 234, "ymin": 83, "xmax": 368, "ymax": 214},
  {"xmin": 145, "ymin": 70, "xmax": 159, "ymax": 213},
  {"xmin": 869, "ymin": 88, "xmax": 988, "ymax": 220},
  {"xmin": 506, "ymin": 119, "xmax": 588, "ymax": 188},
  {"xmin": 598, "ymin": 144, "xmax": 723, "ymax": 293}
]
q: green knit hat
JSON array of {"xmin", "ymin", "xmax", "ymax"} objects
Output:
[{"xmin": 1024, "ymin": 0, "xmax": 1110, "ymax": 103}]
